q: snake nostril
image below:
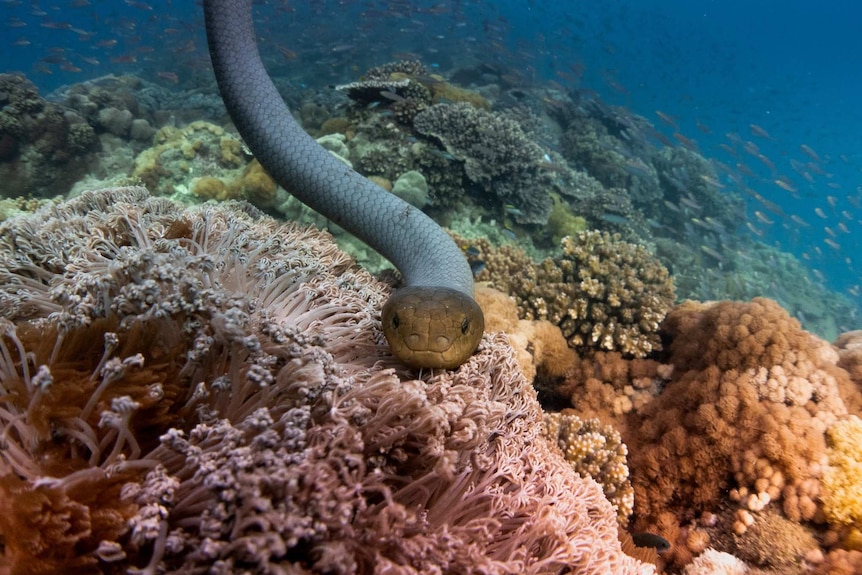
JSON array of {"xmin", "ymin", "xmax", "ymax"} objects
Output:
[
  {"xmin": 461, "ymin": 317, "xmax": 469, "ymax": 334},
  {"xmin": 391, "ymin": 313, "xmax": 400, "ymax": 329}
]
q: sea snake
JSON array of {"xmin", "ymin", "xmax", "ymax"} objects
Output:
[{"xmin": 203, "ymin": 0, "xmax": 484, "ymax": 369}]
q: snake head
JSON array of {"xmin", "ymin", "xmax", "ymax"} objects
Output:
[{"xmin": 381, "ymin": 286, "xmax": 484, "ymax": 369}]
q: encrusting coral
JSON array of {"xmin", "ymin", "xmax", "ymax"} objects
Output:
[{"xmin": 0, "ymin": 187, "xmax": 653, "ymax": 574}]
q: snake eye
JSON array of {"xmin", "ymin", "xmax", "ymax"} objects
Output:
[
  {"xmin": 391, "ymin": 313, "xmax": 400, "ymax": 328},
  {"xmin": 461, "ymin": 317, "xmax": 469, "ymax": 334}
]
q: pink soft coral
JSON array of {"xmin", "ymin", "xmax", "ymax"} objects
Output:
[{"xmin": 0, "ymin": 188, "xmax": 652, "ymax": 575}]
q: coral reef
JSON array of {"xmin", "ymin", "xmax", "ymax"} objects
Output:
[
  {"xmin": 474, "ymin": 284, "xmax": 575, "ymax": 384},
  {"xmin": 652, "ymin": 146, "xmax": 743, "ymax": 231},
  {"xmin": 543, "ymin": 411, "xmax": 634, "ymax": 524},
  {"xmin": 131, "ymin": 121, "xmax": 249, "ymax": 198},
  {"xmin": 459, "ymin": 231, "xmax": 673, "ymax": 358},
  {"xmin": 627, "ymin": 298, "xmax": 857, "ymax": 534},
  {"xmin": 543, "ymin": 351, "xmax": 669, "ymax": 423},
  {"xmin": 835, "ymin": 330, "xmax": 862, "ymax": 410},
  {"xmin": 0, "ymin": 73, "xmax": 97, "ymax": 198},
  {"xmin": 413, "ymin": 102, "xmax": 552, "ymax": 224},
  {"xmin": 0, "ymin": 187, "xmax": 653, "ymax": 574},
  {"xmin": 681, "ymin": 549, "xmax": 748, "ymax": 575},
  {"xmin": 522, "ymin": 231, "xmax": 675, "ymax": 357},
  {"xmin": 731, "ymin": 510, "xmax": 818, "ymax": 569},
  {"xmin": 823, "ymin": 415, "xmax": 862, "ymax": 530}
]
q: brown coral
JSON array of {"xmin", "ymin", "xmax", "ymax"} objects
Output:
[
  {"xmin": 0, "ymin": 187, "xmax": 654, "ymax": 575},
  {"xmin": 522, "ymin": 231, "xmax": 675, "ymax": 358},
  {"xmin": 465, "ymin": 231, "xmax": 674, "ymax": 358},
  {"xmin": 627, "ymin": 298, "xmax": 859, "ymax": 536}
]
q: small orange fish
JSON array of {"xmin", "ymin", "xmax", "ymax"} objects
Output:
[
  {"xmin": 674, "ymin": 134, "xmax": 698, "ymax": 151},
  {"xmin": 790, "ymin": 214, "xmax": 810, "ymax": 227},
  {"xmin": 655, "ymin": 110, "xmax": 678, "ymax": 129},
  {"xmin": 756, "ymin": 153, "xmax": 775, "ymax": 172},
  {"xmin": 746, "ymin": 222, "xmax": 764, "ymax": 236},
  {"xmin": 753, "ymin": 211, "xmax": 774, "ymax": 225},
  {"xmin": 277, "ymin": 45, "xmax": 297, "ymax": 60},
  {"xmin": 800, "ymin": 144, "xmax": 821, "ymax": 162}
]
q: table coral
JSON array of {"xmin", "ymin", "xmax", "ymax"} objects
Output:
[{"xmin": 0, "ymin": 187, "xmax": 653, "ymax": 575}]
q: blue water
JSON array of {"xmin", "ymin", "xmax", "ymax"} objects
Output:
[{"xmin": 2, "ymin": 0, "xmax": 861, "ymax": 327}]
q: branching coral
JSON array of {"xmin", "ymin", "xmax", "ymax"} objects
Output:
[
  {"xmin": 543, "ymin": 411, "xmax": 634, "ymax": 524},
  {"xmin": 413, "ymin": 102, "xmax": 552, "ymax": 224},
  {"xmin": 0, "ymin": 187, "xmax": 653, "ymax": 575},
  {"xmin": 458, "ymin": 231, "xmax": 673, "ymax": 358},
  {"xmin": 522, "ymin": 231, "xmax": 674, "ymax": 358},
  {"xmin": 0, "ymin": 73, "xmax": 96, "ymax": 197}
]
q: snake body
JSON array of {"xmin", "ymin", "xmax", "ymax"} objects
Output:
[{"xmin": 204, "ymin": 0, "xmax": 483, "ymax": 369}]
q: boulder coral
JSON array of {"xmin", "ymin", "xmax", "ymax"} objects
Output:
[
  {"xmin": 628, "ymin": 298, "xmax": 859, "ymax": 533},
  {"xmin": 0, "ymin": 187, "xmax": 653, "ymax": 575}
]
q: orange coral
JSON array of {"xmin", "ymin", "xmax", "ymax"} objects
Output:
[
  {"xmin": 627, "ymin": 298, "xmax": 859, "ymax": 537},
  {"xmin": 835, "ymin": 330, "xmax": 862, "ymax": 414},
  {"xmin": 475, "ymin": 284, "xmax": 575, "ymax": 382}
]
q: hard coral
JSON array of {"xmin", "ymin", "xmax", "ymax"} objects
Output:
[
  {"xmin": 0, "ymin": 187, "xmax": 653, "ymax": 575},
  {"xmin": 131, "ymin": 121, "xmax": 246, "ymax": 195},
  {"xmin": 543, "ymin": 411, "xmax": 634, "ymax": 524},
  {"xmin": 628, "ymin": 298, "xmax": 857, "ymax": 534},
  {"xmin": 823, "ymin": 415, "xmax": 862, "ymax": 529},
  {"xmin": 0, "ymin": 73, "xmax": 96, "ymax": 197},
  {"xmin": 413, "ymin": 102, "xmax": 552, "ymax": 224},
  {"xmin": 523, "ymin": 231, "xmax": 674, "ymax": 358}
]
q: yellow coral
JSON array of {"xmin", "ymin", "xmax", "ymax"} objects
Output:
[
  {"xmin": 543, "ymin": 411, "xmax": 634, "ymax": 524},
  {"xmin": 191, "ymin": 176, "xmax": 232, "ymax": 201},
  {"xmin": 824, "ymin": 415, "xmax": 862, "ymax": 528},
  {"xmin": 546, "ymin": 195, "xmax": 587, "ymax": 246},
  {"xmin": 228, "ymin": 159, "xmax": 277, "ymax": 207}
]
